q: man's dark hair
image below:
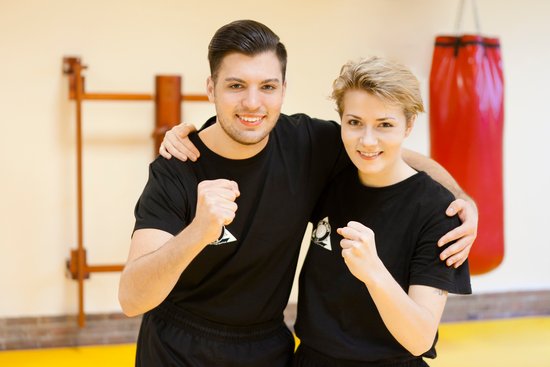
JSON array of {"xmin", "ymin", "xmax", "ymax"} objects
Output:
[{"xmin": 208, "ymin": 19, "xmax": 287, "ymax": 81}]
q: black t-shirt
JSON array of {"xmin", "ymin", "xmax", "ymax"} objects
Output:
[
  {"xmin": 295, "ymin": 166, "xmax": 471, "ymax": 363},
  {"xmin": 133, "ymin": 113, "xmax": 348, "ymax": 326}
]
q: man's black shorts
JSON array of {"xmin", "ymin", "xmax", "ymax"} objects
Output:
[{"xmin": 136, "ymin": 302, "xmax": 295, "ymax": 367}]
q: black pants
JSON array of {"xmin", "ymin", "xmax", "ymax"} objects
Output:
[
  {"xmin": 294, "ymin": 344, "xmax": 429, "ymax": 367},
  {"xmin": 136, "ymin": 302, "xmax": 295, "ymax": 367}
]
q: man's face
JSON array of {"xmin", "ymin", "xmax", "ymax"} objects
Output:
[{"xmin": 207, "ymin": 51, "xmax": 286, "ymax": 147}]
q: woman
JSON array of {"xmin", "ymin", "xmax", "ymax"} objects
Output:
[{"xmin": 293, "ymin": 57, "xmax": 470, "ymax": 366}]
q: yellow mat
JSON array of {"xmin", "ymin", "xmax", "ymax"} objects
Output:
[
  {"xmin": 431, "ymin": 317, "xmax": 550, "ymax": 367},
  {"xmin": 1, "ymin": 317, "xmax": 549, "ymax": 367}
]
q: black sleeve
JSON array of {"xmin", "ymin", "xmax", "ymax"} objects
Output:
[
  {"xmin": 304, "ymin": 116, "xmax": 351, "ymax": 223},
  {"xmin": 198, "ymin": 116, "xmax": 217, "ymax": 131},
  {"xmin": 409, "ymin": 187, "xmax": 472, "ymax": 295},
  {"xmin": 306, "ymin": 116, "xmax": 351, "ymax": 182},
  {"xmin": 133, "ymin": 157, "xmax": 192, "ymax": 237}
]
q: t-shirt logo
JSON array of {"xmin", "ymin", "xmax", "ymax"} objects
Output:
[
  {"xmin": 209, "ymin": 226, "xmax": 237, "ymax": 246},
  {"xmin": 312, "ymin": 217, "xmax": 332, "ymax": 251}
]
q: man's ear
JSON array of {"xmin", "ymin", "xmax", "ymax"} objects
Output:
[{"xmin": 206, "ymin": 76, "xmax": 215, "ymax": 102}]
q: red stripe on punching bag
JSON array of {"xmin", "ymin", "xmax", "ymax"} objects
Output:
[{"xmin": 429, "ymin": 35, "xmax": 504, "ymax": 274}]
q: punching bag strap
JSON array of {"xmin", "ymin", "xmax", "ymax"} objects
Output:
[
  {"xmin": 452, "ymin": 0, "xmax": 482, "ymax": 56},
  {"xmin": 454, "ymin": 0, "xmax": 481, "ymax": 35}
]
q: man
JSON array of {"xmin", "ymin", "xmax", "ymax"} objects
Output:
[{"xmin": 119, "ymin": 20, "xmax": 476, "ymax": 367}]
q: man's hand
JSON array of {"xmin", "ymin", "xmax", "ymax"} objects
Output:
[
  {"xmin": 159, "ymin": 123, "xmax": 200, "ymax": 161},
  {"xmin": 438, "ymin": 198, "xmax": 478, "ymax": 268},
  {"xmin": 193, "ymin": 179, "xmax": 240, "ymax": 245}
]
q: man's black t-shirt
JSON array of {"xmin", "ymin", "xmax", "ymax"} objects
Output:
[
  {"xmin": 133, "ymin": 113, "xmax": 347, "ymax": 326},
  {"xmin": 295, "ymin": 166, "xmax": 471, "ymax": 363}
]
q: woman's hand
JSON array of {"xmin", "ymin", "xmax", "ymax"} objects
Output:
[{"xmin": 338, "ymin": 221, "xmax": 383, "ymax": 285}]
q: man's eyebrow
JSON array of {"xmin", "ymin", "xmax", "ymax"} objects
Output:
[
  {"xmin": 223, "ymin": 77, "xmax": 245, "ymax": 83},
  {"xmin": 223, "ymin": 77, "xmax": 281, "ymax": 84},
  {"xmin": 261, "ymin": 78, "xmax": 282, "ymax": 84}
]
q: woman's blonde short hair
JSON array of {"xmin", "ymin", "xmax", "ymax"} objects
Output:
[{"xmin": 331, "ymin": 56, "xmax": 425, "ymax": 122}]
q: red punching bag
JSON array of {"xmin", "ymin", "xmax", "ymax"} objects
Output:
[{"xmin": 429, "ymin": 0, "xmax": 504, "ymax": 274}]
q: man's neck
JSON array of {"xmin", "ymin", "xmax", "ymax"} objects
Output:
[{"xmin": 198, "ymin": 124, "xmax": 269, "ymax": 160}]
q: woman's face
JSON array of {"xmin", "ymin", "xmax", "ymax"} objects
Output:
[{"xmin": 340, "ymin": 89, "xmax": 413, "ymax": 187}]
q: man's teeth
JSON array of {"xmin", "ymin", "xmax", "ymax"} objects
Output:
[{"xmin": 240, "ymin": 116, "xmax": 262, "ymax": 122}]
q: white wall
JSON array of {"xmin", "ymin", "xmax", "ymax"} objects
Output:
[{"xmin": 1, "ymin": 0, "xmax": 549, "ymax": 318}]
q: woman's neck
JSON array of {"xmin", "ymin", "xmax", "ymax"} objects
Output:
[{"xmin": 358, "ymin": 159, "xmax": 417, "ymax": 188}]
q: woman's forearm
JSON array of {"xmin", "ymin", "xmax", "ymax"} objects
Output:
[{"xmin": 364, "ymin": 263, "xmax": 447, "ymax": 356}]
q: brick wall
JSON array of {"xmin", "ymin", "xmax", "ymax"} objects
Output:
[
  {"xmin": 0, "ymin": 313, "xmax": 141, "ymax": 350},
  {"xmin": 1, "ymin": 290, "xmax": 549, "ymax": 350}
]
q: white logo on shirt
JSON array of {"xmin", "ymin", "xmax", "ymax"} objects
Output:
[
  {"xmin": 312, "ymin": 217, "xmax": 332, "ymax": 251},
  {"xmin": 209, "ymin": 226, "xmax": 237, "ymax": 246}
]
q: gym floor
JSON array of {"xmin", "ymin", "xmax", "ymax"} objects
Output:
[{"xmin": 0, "ymin": 316, "xmax": 549, "ymax": 366}]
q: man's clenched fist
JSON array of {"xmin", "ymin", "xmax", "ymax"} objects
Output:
[{"xmin": 194, "ymin": 179, "xmax": 240, "ymax": 245}]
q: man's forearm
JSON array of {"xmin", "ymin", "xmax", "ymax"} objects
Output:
[
  {"xmin": 402, "ymin": 148, "xmax": 471, "ymax": 202},
  {"xmin": 118, "ymin": 224, "xmax": 208, "ymax": 317}
]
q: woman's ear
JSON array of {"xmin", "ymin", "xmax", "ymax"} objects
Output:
[{"xmin": 405, "ymin": 115, "xmax": 416, "ymax": 137}]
